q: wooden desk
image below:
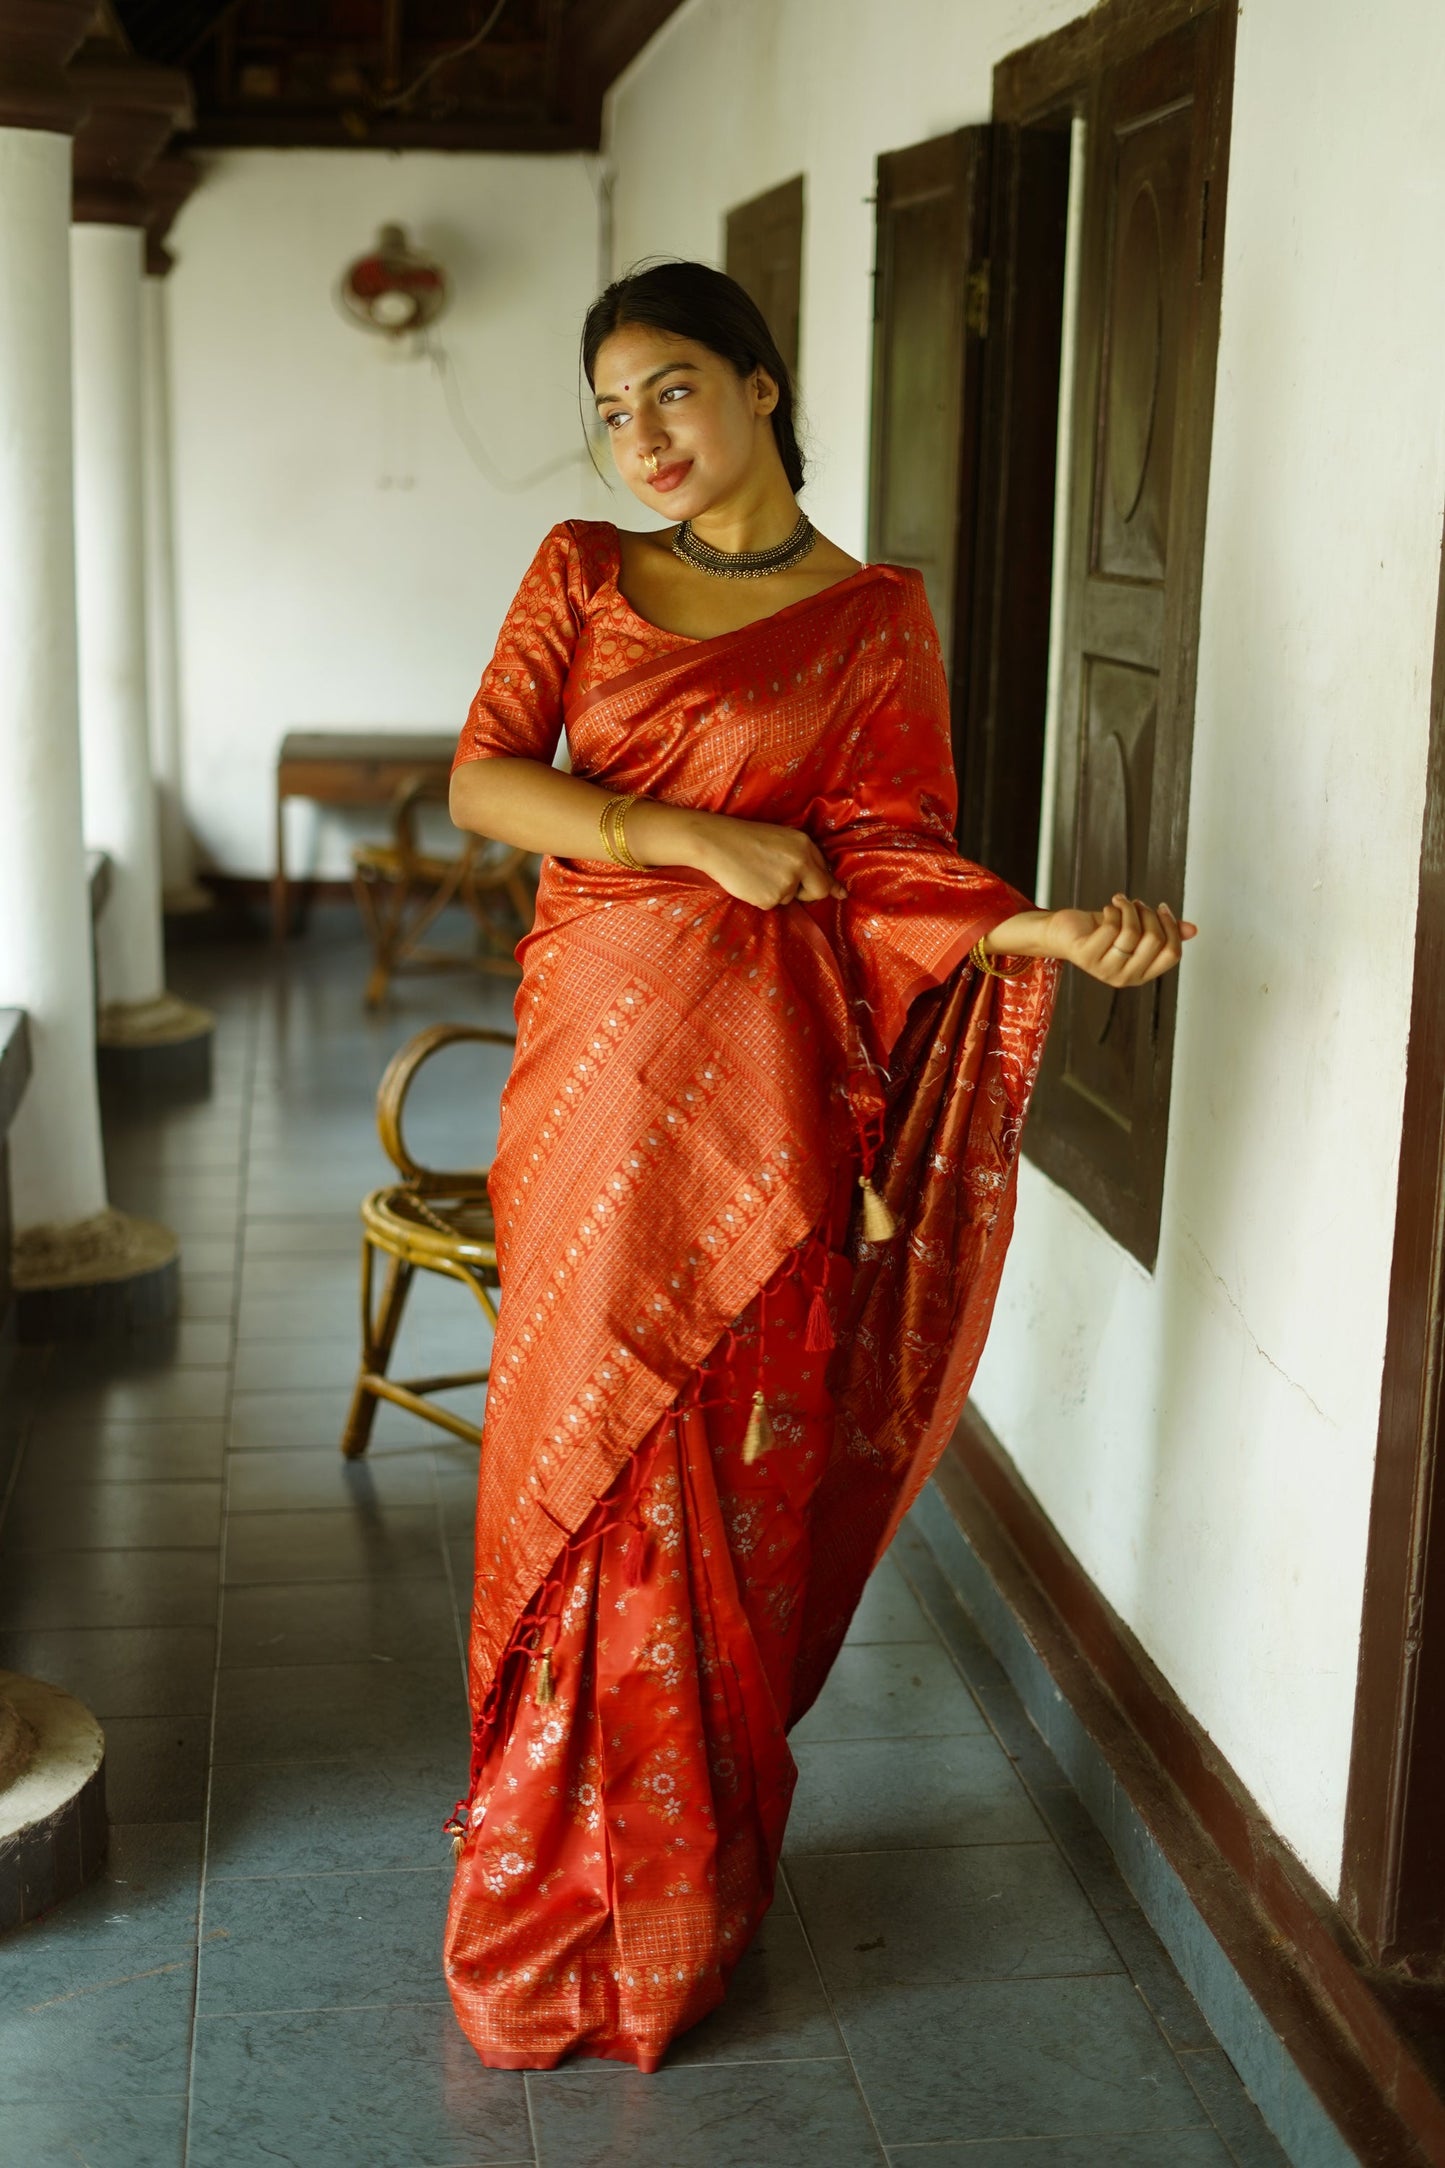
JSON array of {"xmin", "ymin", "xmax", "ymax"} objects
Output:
[{"xmin": 273, "ymin": 731, "xmax": 455, "ymax": 941}]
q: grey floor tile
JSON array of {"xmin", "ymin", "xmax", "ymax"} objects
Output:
[
  {"xmin": 845, "ymin": 1555, "xmax": 935, "ymax": 1645},
  {"xmin": 669, "ymin": 1914, "xmax": 845, "ymax": 2067},
  {"xmin": 229, "ymin": 1387, "xmax": 426, "ymax": 1451},
  {"xmin": 0, "ymin": 1546, "xmax": 219, "ymax": 1629},
  {"xmin": 884, "ymin": 2134, "xmax": 1234, "ymax": 2165},
  {"xmin": 835, "ymin": 1974, "xmax": 1210, "ymax": 2146},
  {"xmin": 175, "ymin": 1236, "xmax": 242, "ymax": 1276},
  {"xmin": 0, "ymin": 1971, "xmax": 194, "ymax": 2109},
  {"xmin": 1101, "ymin": 1900, "xmax": 1222, "ymax": 2052},
  {"xmin": 222, "ymin": 1505, "xmax": 445, "ymax": 1585},
  {"xmin": 19, "ymin": 1418, "xmax": 226, "ymax": 1483},
  {"xmin": 789, "ymin": 1845, "xmax": 1124, "ymax": 1989},
  {"xmin": 32, "ymin": 1365, "xmax": 231, "ymax": 1422},
  {"xmin": 243, "ymin": 1216, "xmax": 362, "ymax": 1257},
  {"xmin": 1032, "ymin": 1788, "xmax": 1136, "ymax": 1914},
  {"xmin": 207, "ymin": 1755, "xmax": 460, "ymax": 1878},
  {"xmin": 113, "ymin": 1171, "xmax": 244, "ymax": 1211},
  {"xmin": 236, "ymin": 1289, "xmax": 360, "ymax": 1340},
  {"xmin": 0, "ymin": 1477, "xmax": 222, "ymax": 1553},
  {"xmin": 197, "ymin": 1869, "xmax": 453, "ymax": 2014},
  {"xmin": 212, "ymin": 1657, "xmax": 465, "ymax": 1765},
  {"xmin": 219, "ymin": 1575, "xmax": 459, "ymax": 1667},
  {"xmin": 790, "ymin": 1642, "xmax": 988, "ymax": 1743},
  {"xmin": 527, "ymin": 2058, "xmax": 884, "ymax": 2167},
  {"xmin": 102, "ymin": 1715, "xmax": 211, "ymax": 1820},
  {"xmin": 0, "ymin": 1625, "xmax": 214, "ymax": 1718},
  {"xmin": 238, "ymin": 1257, "xmax": 361, "ymax": 1303},
  {"xmin": 0, "ymin": 2093, "xmax": 186, "ymax": 2168},
  {"xmin": 179, "ymin": 1274, "xmax": 240, "ymax": 1321},
  {"xmin": 226, "ymin": 1444, "xmax": 438, "ymax": 1511},
  {"xmin": 0, "ymin": 1823, "xmax": 201, "ymax": 2010},
  {"xmin": 785, "ymin": 1735, "xmax": 1049, "ymax": 1855},
  {"xmin": 1179, "ymin": 2048, "xmax": 1293, "ymax": 2168},
  {"xmin": 188, "ymin": 2003, "xmax": 531, "ymax": 2168},
  {"xmin": 232, "ymin": 1336, "xmax": 371, "ymax": 1394}
]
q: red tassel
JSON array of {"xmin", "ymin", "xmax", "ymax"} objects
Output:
[{"xmin": 804, "ymin": 1285, "xmax": 835, "ymax": 1350}]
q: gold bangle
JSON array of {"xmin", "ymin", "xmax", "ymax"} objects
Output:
[
  {"xmin": 599, "ymin": 792, "xmax": 641, "ymax": 869},
  {"xmin": 970, "ymin": 935, "xmax": 1031, "ymax": 981}
]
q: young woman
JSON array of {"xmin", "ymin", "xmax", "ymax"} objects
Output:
[{"xmin": 443, "ymin": 260, "xmax": 1195, "ymax": 2073}]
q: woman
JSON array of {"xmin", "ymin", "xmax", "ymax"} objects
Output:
[{"xmin": 443, "ymin": 260, "xmax": 1195, "ymax": 2073}]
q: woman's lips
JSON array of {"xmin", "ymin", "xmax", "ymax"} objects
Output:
[{"xmin": 648, "ymin": 460, "xmax": 692, "ymax": 493}]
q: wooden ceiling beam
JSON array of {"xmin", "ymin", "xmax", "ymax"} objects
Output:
[
  {"xmin": 555, "ymin": 0, "xmax": 691, "ymax": 145},
  {"xmin": 185, "ymin": 110, "xmax": 588, "ymax": 153}
]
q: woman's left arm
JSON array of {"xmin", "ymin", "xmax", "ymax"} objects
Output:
[{"xmin": 982, "ymin": 895, "xmax": 1199, "ymax": 986}]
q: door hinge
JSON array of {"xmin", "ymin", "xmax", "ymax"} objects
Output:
[{"xmin": 965, "ymin": 261, "xmax": 991, "ymax": 338}]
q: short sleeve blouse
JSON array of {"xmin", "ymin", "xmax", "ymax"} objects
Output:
[{"xmin": 451, "ymin": 520, "xmax": 691, "ymax": 774}]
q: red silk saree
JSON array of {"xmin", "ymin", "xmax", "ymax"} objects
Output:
[{"xmin": 443, "ymin": 519, "xmax": 1058, "ymax": 2072}]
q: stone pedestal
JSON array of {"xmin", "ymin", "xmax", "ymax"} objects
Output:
[{"xmin": 0, "ymin": 1672, "xmax": 107, "ymax": 1933}]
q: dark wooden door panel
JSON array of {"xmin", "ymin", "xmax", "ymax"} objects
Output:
[
  {"xmin": 1070, "ymin": 657, "xmax": 1159, "ymax": 1126},
  {"xmin": 1027, "ymin": 6, "xmax": 1230, "ymax": 1266},
  {"xmin": 1094, "ymin": 100, "xmax": 1192, "ymax": 581},
  {"xmin": 724, "ymin": 174, "xmax": 804, "ymax": 385},
  {"xmin": 867, "ymin": 129, "xmax": 991, "ymax": 670}
]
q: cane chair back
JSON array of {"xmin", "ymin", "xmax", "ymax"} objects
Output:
[{"xmin": 341, "ymin": 1021, "xmax": 515, "ymax": 1458}]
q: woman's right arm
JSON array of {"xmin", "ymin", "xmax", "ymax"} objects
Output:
[{"xmin": 450, "ymin": 756, "xmax": 845, "ymax": 900}]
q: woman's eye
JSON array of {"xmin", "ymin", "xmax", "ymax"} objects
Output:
[
  {"xmin": 659, "ymin": 384, "xmax": 689, "ymax": 404},
  {"xmin": 604, "ymin": 412, "xmax": 628, "ymax": 431}
]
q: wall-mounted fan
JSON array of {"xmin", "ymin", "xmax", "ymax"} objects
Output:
[{"xmin": 340, "ymin": 223, "xmax": 448, "ymax": 337}]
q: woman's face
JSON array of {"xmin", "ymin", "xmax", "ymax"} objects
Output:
[{"xmin": 592, "ymin": 324, "xmax": 781, "ymax": 519}]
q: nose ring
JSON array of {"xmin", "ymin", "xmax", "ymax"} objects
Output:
[{"xmin": 642, "ymin": 451, "xmax": 660, "ymax": 478}]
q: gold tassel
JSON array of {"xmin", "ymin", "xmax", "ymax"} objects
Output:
[
  {"xmin": 859, "ymin": 1171, "xmax": 899, "ymax": 1241},
  {"xmin": 451, "ymin": 1830, "xmax": 465, "ymax": 1861},
  {"xmin": 534, "ymin": 1648, "xmax": 555, "ymax": 1705},
  {"xmin": 740, "ymin": 1388, "xmax": 775, "ymax": 1465}
]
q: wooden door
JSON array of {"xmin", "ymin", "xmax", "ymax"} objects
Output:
[
  {"xmin": 724, "ymin": 175, "xmax": 804, "ymax": 385},
  {"xmin": 1028, "ymin": 8, "xmax": 1230, "ymax": 1265},
  {"xmin": 866, "ymin": 129, "xmax": 991, "ymax": 675},
  {"xmin": 956, "ymin": 123, "xmax": 1070, "ymax": 900}
]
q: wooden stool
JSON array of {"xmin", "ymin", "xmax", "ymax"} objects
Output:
[
  {"xmin": 351, "ymin": 775, "xmax": 537, "ymax": 1009},
  {"xmin": 340, "ymin": 1022, "xmax": 515, "ymax": 1457}
]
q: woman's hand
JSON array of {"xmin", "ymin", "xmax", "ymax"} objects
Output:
[
  {"xmin": 686, "ymin": 810, "xmax": 848, "ymax": 908},
  {"xmin": 986, "ymin": 895, "xmax": 1198, "ymax": 985}
]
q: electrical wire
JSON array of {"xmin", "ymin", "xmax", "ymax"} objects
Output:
[
  {"xmin": 425, "ymin": 334, "xmax": 590, "ymax": 494},
  {"xmin": 374, "ymin": 0, "xmax": 513, "ymax": 113}
]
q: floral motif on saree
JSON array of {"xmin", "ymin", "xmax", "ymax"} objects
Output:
[{"xmin": 442, "ymin": 519, "xmax": 1057, "ymax": 2071}]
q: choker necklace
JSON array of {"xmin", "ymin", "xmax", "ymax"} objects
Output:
[{"xmin": 672, "ymin": 511, "xmax": 817, "ymax": 580}]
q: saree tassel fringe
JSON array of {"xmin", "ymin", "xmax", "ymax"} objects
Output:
[
  {"xmin": 804, "ymin": 1287, "xmax": 835, "ymax": 1351},
  {"xmin": 533, "ymin": 1649, "xmax": 555, "ymax": 1706},
  {"xmin": 741, "ymin": 1389, "xmax": 775, "ymax": 1465},
  {"xmin": 859, "ymin": 1171, "xmax": 899, "ymax": 1242}
]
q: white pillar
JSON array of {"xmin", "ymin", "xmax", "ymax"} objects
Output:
[
  {"xmin": 141, "ymin": 267, "xmax": 203, "ymax": 908},
  {"xmin": 0, "ymin": 124, "xmax": 107, "ymax": 1230},
  {"xmin": 71, "ymin": 218, "xmax": 167, "ymax": 1010}
]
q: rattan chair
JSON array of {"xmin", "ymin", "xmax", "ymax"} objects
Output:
[
  {"xmin": 352, "ymin": 774, "xmax": 537, "ymax": 1009},
  {"xmin": 340, "ymin": 1021, "xmax": 514, "ymax": 1458}
]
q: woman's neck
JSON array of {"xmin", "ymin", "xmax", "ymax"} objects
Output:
[{"xmin": 684, "ymin": 472, "xmax": 801, "ymax": 557}]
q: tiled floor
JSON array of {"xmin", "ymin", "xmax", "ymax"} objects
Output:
[{"xmin": 0, "ymin": 915, "xmax": 1289, "ymax": 2167}]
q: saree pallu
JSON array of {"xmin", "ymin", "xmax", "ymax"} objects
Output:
[{"xmin": 443, "ymin": 520, "xmax": 1058, "ymax": 2071}]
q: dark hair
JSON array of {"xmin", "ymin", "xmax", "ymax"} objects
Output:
[{"xmin": 581, "ymin": 258, "xmax": 805, "ymax": 495}]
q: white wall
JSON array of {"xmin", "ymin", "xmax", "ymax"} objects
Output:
[
  {"xmin": 606, "ymin": 0, "xmax": 1445, "ymax": 1891},
  {"xmin": 166, "ymin": 149, "xmax": 609, "ymax": 878}
]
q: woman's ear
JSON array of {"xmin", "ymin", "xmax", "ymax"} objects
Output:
[{"xmin": 751, "ymin": 367, "xmax": 780, "ymax": 418}]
